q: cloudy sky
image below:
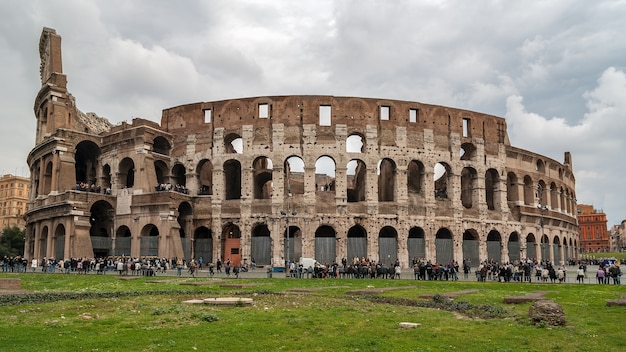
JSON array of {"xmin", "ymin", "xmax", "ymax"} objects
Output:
[{"xmin": 1, "ymin": 0, "xmax": 625, "ymax": 226}]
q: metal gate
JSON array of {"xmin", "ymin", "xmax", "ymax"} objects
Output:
[
  {"xmin": 487, "ymin": 240, "xmax": 501, "ymax": 262},
  {"xmin": 526, "ymin": 242, "xmax": 536, "ymax": 260},
  {"xmin": 315, "ymin": 237, "xmax": 336, "ymax": 265},
  {"xmin": 462, "ymin": 240, "xmax": 479, "ymax": 267},
  {"xmin": 114, "ymin": 237, "xmax": 131, "ymax": 256},
  {"xmin": 181, "ymin": 237, "xmax": 192, "ymax": 261},
  {"xmin": 91, "ymin": 236, "xmax": 112, "ymax": 256},
  {"xmin": 54, "ymin": 235, "xmax": 65, "ymax": 260},
  {"xmin": 553, "ymin": 245, "xmax": 561, "ymax": 264},
  {"xmin": 347, "ymin": 237, "xmax": 367, "ymax": 261},
  {"xmin": 378, "ymin": 237, "xmax": 397, "ymax": 266},
  {"xmin": 195, "ymin": 237, "xmax": 213, "ymax": 264},
  {"xmin": 251, "ymin": 236, "xmax": 271, "ymax": 266},
  {"xmin": 508, "ymin": 240, "xmax": 520, "ymax": 263},
  {"xmin": 140, "ymin": 236, "xmax": 158, "ymax": 257},
  {"xmin": 407, "ymin": 237, "xmax": 425, "ymax": 260},
  {"xmin": 435, "ymin": 238, "xmax": 453, "ymax": 264}
]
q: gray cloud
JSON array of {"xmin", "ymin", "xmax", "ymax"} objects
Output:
[{"xmin": 1, "ymin": 0, "xmax": 625, "ymax": 224}]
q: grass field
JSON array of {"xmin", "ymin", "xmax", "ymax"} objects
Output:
[{"xmin": 0, "ymin": 273, "xmax": 624, "ymax": 352}]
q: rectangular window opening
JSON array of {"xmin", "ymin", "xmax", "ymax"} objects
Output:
[
  {"xmin": 409, "ymin": 108, "xmax": 418, "ymax": 123},
  {"xmin": 259, "ymin": 103, "xmax": 269, "ymax": 119},
  {"xmin": 319, "ymin": 105, "xmax": 331, "ymax": 126},
  {"xmin": 204, "ymin": 109, "xmax": 212, "ymax": 123},
  {"xmin": 380, "ymin": 106, "xmax": 390, "ymax": 121},
  {"xmin": 462, "ymin": 118, "xmax": 470, "ymax": 137}
]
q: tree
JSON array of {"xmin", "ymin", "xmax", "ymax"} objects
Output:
[{"xmin": 0, "ymin": 225, "xmax": 25, "ymax": 257}]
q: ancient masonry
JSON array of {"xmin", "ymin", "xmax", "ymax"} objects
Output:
[{"xmin": 24, "ymin": 28, "xmax": 579, "ymax": 268}]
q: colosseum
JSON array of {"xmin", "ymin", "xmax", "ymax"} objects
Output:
[{"xmin": 24, "ymin": 28, "xmax": 579, "ymax": 269}]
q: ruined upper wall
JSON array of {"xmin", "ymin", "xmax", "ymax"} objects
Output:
[{"xmin": 161, "ymin": 96, "xmax": 510, "ymax": 155}]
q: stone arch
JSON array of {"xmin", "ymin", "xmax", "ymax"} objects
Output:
[
  {"xmin": 222, "ymin": 223, "xmax": 241, "ymax": 266},
  {"xmin": 140, "ymin": 224, "xmax": 159, "ymax": 257},
  {"xmin": 40, "ymin": 225, "xmax": 49, "ymax": 259},
  {"xmin": 378, "ymin": 226, "xmax": 398, "ymax": 265},
  {"xmin": 434, "ymin": 162, "xmax": 452, "ymax": 199},
  {"xmin": 462, "ymin": 229, "xmax": 480, "ymax": 267},
  {"xmin": 540, "ymin": 234, "xmax": 550, "ymax": 263},
  {"xmin": 435, "ymin": 228, "xmax": 453, "ymax": 264},
  {"xmin": 377, "ymin": 158, "xmax": 396, "ymax": 202},
  {"xmin": 114, "ymin": 225, "xmax": 132, "ymax": 256},
  {"xmin": 315, "ymin": 225, "xmax": 336, "ymax": 265},
  {"xmin": 154, "ymin": 160, "xmax": 168, "ymax": 186},
  {"xmin": 346, "ymin": 133, "xmax": 364, "ymax": 153},
  {"xmin": 225, "ymin": 133, "xmax": 243, "ymax": 154},
  {"xmin": 224, "ymin": 160, "xmax": 242, "ymax": 200},
  {"xmin": 461, "ymin": 167, "xmax": 478, "ymax": 209},
  {"xmin": 537, "ymin": 180, "xmax": 548, "ymax": 207},
  {"xmin": 53, "ymin": 224, "xmax": 66, "ymax": 260},
  {"xmin": 171, "ymin": 163, "xmax": 186, "ymax": 187},
  {"xmin": 523, "ymin": 175, "xmax": 534, "ymax": 205},
  {"xmin": 119, "ymin": 157, "xmax": 135, "ymax": 188},
  {"xmin": 315, "ymin": 156, "xmax": 336, "ymax": 194},
  {"xmin": 251, "ymin": 223, "xmax": 271, "ymax": 266},
  {"xmin": 508, "ymin": 232, "xmax": 521, "ymax": 263},
  {"xmin": 89, "ymin": 200, "xmax": 114, "ymax": 258},
  {"xmin": 485, "ymin": 168, "xmax": 500, "ymax": 210},
  {"xmin": 506, "ymin": 172, "xmax": 519, "ymax": 205},
  {"xmin": 178, "ymin": 201, "xmax": 193, "ymax": 260},
  {"xmin": 283, "ymin": 223, "xmax": 302, "ymax": 266},
  {"xmin": 194, "ymin": 226, "xmax": 213, "ymax": 264},
  {"xmin": 43, "ymin": 161, "xmax": 53, "ymax": 195},
  {"xmin": 553, "ymin": 236, "xmax": 562, "ymax": 265},
  {"xmin": 253, "ymin": 156, "xmax": 273, "ymax": 199},
  {"xmin": 550, "ymin": 182, "xmax": 559, "ymax": 211},
  {"xmin": 526, "ymin": 233, "xmax": 537, "ymax": 260},
  {"xmin": 407, "ymin": 227, "xmax": 425, "ymax": 262},
  {"xmin": 153, "ymin": 136, "xmax": 171, "ymax": 155},
  {"xmin": 196, "ymin": 159, "xmax": 213, "ymax": 195},
  {"xmin": 347, "ymin": 225, "xmax": 367, "ymax": 261},
  {"xmin": 75, "ymin": 140, "xmax": 100, "ymax": 186},
  {"xmin": 347, "ymin": 159, "xmax": 366, "ymax": 202},
  {"xmin": 536, "ymin": 159, "xmax": 545, "ymax": 173},
  {"xmin": 102, "ymin": 164, "xmax": 112, "ymax": 190},
  {"xmin": 460, "ymin": 142, "xmax": 476, "ymax": 161},
  {"xmin": 486, "ymin": 230, "xmax": 502, "ymax": 263},
  {"xmin": 285, "ymin": 156, "xmax": 305, "ymax": 195},
  {"xmin": 407, "ymin": 160, "xmax": 425, "ymax": 195}
]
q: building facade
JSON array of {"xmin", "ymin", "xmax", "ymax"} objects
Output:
[
  {"xmin": 24, "ymin": 28, "xmax": 580, "ymax": 268},
  {"xmin": 577, "ymin": 204, "xmax": 609, "ymax": 252},
  {"xmin": 0, "ymin": 174, "xmax": 29, "ymax": 229}
]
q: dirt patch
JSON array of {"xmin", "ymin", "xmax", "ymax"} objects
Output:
[
  {"xmin": 289, "ymin": 286, "xmax": 350, "ymax": 292},
  {"xmin": 503, "ymin": 291, "xmax": 551, "ymax": 304},
  {"xmin": 346, "ymin": 286, "xmax": 416, "ymax": 295},
  {"xmin": 419, "ymin": 289, "xmax": 479, "ymax": 299}
]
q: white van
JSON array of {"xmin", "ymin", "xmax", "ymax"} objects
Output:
[{"xmin": 299, "ymin": 257, "xmax": 318, "ymax": 269}]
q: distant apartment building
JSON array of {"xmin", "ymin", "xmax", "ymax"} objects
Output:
[
  {"xmin": 577, "ymin": 204, "xmax": 609, "ymax": 252},
  {"xmin": 0, "ymin": 174, "xmax": 29, "ymax": 229}
]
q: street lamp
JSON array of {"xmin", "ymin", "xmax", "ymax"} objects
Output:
[{"xmin": 280, "ymin": 208, "xmax": 297, "ymax": 277}]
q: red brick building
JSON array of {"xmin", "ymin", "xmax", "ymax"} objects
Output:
[{"xmin": 577, "ymin": 204, "xmax": 609, "ymax": 252}]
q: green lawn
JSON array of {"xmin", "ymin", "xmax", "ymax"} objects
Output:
[{"xmin": 0, "ymin": 273, "xmax": 624, "ymax": 351}]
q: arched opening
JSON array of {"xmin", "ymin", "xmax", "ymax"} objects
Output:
[
  {"xmin": 407, "ymin": 160, "xmax": 425, "ymax": 195},
  {"xmin": 196, "ymin": 159, "xmax": 213, "ymax": 195},
  {"xmin": 89, "ymin": 200, "xmax": 114, "ymax": 258},
  {"xmin": 222, "ymin": 223, "xmax": 241, "ymax": 266},
  {"xmin": 102, "ymin": 164, "xmax": 112, "ymax": 192},
  {"xmin": 435, "ymin": 228, "xmax": 453, "ymax": 264},
  {"xmin": 194, "ymin": 226, "xmax": 213, "ymax": 264},
  {"xmin": 378, "ymin": 226, "xmax": 398, "ymax": 266},
  {"xmin": 553, "ymin": 236, "xmax": 561, "ymax": 264},
  {"xmin": 434, "ymin": 162, "xmax": 451, "ymax": 199},
  {"xmin": 347, "ymin": 225, "xmax": 367, "ymax": 261},
  {"xmin": 140, "ymin": 224, "xmax": 159, "ymax": 257},
  {"xmin": 40, "ymin": 226, "xmax": 49, "ymax": 259},
  {"xmin": 114, "ymin": 226, "xmax": 131, "ymax": 256},
  {"xmin": 462, "ymin": 229, "xmax": 479, "ymax": 267},
  {"xmin": 377, "ymin": 159, "xmax": 396, "ymax": 202},
  {"xmin": 284, "ymin": 156, "xmax": 305, "ymax": 195},
  {"xmin": 526, "ymin": 233, "xmax": 537, "ymax": 260},
  {"xmin": 283, "ymin": 224, "xmax": 302, "ymax": 266},
  {"xmin": 487, "ymin": 230, "xmax": 502, "ymax": 263},
  {"xmin": 171, "ymin": 164, "xmax": 187, "ymax": 192},
  {"xmin": 75, "ymin": 140, "xmax": 100, "ymax": 186},
  {"xmin": 523, "ymin": 176, "xmax": 534, "ymax": 205},
  {"xmin": 508, "ymin": 232, "xmax": 520, "ymax": 263},
  {"xmin": 54, "ymin": 224, "xmax": 65, "ymax": 260},
  {"xmin": 251, "ymin": 224, "xmax": 271, "ymax": 266},
  {"xmin": 506, "ymin": 172, "xmax": 519, "ymax": 206},
  {"xmin": 154, "ymin": 160, "xmax": 168, "ymax": 188},
  {"xmin": 178, "ymin": 202, "xmax": 193, "ymax": 260},
  {"xmin": 347, "ymin": 159, "xmax": 366, "ymax": 202},
  {"xmin": 407, "ymin": 227, "xmax": 425, "ymax": 262},
  {"xmin": 225, "ymin": 134, "xmax": 243, "ymax": 154},
  {"xmin": 43, "ymin": 161, "xmax": 53, "ymax": 194},
  {"xmin": 540, "ymin": 235, "xmax": 550, "ymax": 263},
  {"xmin": 224, "ymin": 160, "xmax": 242, "ymax": 200},
  {"xmin": 253, "ymin": 156, "xmax": 273, "ymax": 199},
  {"xmin": 315, "ymin": 156, "xmax": 336, "ymax": 194},
  {"xmin": 485, "ymin": 168, "xmax": 499, "ymax": 210},
  {"xmin": 461, "ymin": 167, "xmax": 477, "ymax": 209},
  {"xmin": 153, "ymin": 136, "xmax": 171, "ymax": 155},
  {"xmin": 315, "ymin": 225, "xmax": 336, "ymax": 265},
  {"xmin": 119, "ymin": 157, "xmax": 135, "ymax": 188},
  {"xmin": 346, "ymin": 133, "xmax": 364, "ymax": 153},
  {"xmin": 460, "ymin": 143, "xmax": 476, "ymax": 161}
]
